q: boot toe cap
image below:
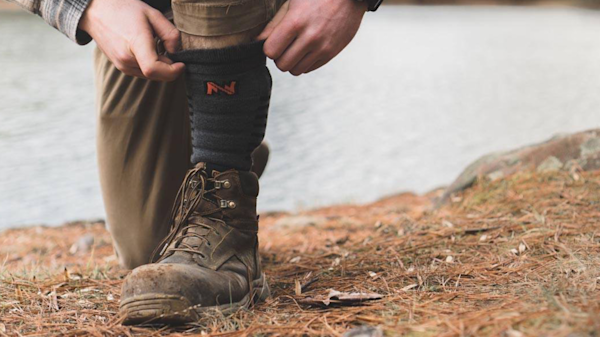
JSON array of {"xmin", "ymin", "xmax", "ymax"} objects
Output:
[{"xmin": 120, "ymin": 263, "xmax": 248, "ymax": 310}]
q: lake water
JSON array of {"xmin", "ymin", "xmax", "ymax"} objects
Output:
[{"xmin": 1, "ymin": 6, "xmax": 600, "ymax": 229}]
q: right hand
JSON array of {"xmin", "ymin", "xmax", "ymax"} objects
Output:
[{"xmin": 79, "ymin": 0, "xmax": 185, "ymax": 81}]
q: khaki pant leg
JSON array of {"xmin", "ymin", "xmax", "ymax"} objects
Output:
[{"xmin": 93, "ymin": 47, "xmax": 191, "ymax": 270}]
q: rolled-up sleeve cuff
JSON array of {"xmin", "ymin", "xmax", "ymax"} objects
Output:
[{"xmin": 45, "ymin": 0, "xmax": 93, "ymax": 45}]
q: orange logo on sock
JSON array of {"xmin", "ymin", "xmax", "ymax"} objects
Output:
[{"xmin": 206, "ymin": 81, "xmax": 237, "ymax": 95}]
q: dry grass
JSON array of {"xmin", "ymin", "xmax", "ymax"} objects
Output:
[{"xmin": 1, "ymin": 170, "xmax": 599, "ymax": 336}]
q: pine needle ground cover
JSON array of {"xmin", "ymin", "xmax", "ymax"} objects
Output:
[{"xmin": 1, "ymin": 170, "xmax": 599, "ymax": 336}]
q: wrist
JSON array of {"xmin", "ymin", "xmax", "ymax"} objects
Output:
[{"xmin": 78, "ymin": 0, "xmax": 95, "ymax": 34}]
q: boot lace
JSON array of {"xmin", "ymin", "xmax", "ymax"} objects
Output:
[{"xmin": 150, "ymin": 165, "xmax": 224, "ymax": 263}]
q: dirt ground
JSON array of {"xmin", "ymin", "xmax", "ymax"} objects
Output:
[{"xmin": 1, "ymin": 170, "xmax": 599, "ymax": 336}]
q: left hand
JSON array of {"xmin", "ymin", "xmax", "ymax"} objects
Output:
[{"xmin": 258, "ymin": 0, "xmax": 367, "ymax": 76}]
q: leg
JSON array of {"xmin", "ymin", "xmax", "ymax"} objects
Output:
[
  {"xmin": 94, "ymin": 47, "xmax": 191, "ymax": 270},
  {"xmin": 171, "ymin": 0, "xmax": 281, "ymax": 171},
  {"xmin": 94, "ymin": 43, "xmax": 270, "ymax": 270},
  {"xmin": 119, "ymin": 0, "xmax": 281, "ymax": 324}
]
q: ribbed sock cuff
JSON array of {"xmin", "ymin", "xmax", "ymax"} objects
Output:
[{"xmin": 169, "ymin": 41, "xmax": 267, "ymax": 75}]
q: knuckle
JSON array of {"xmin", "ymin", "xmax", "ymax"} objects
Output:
[
  {"xmin": 264, "ymin": 48, "xmax": 273, "ymax": 59},
  {"xmin": 275, "ymin": 60, "xmax": 289, "ymax": 72},
  {"xmin": 305, "ymin": 30, "xmax": 320, "ymax": 44},
  {"xmin": 114, "ymin": 52, "xmax": 132, "ymax": 65},
  {"xmin": 263, "ymin": 44, "xmax": 276, "ymax": 59},
  {"xmin": 167, "ymin": 28, "xmax": 181, "ymax": 41},
  {"xmin": 289, "ymin": 18, "xmax": 303, "ymax": 30},
  {"xmin": 113, "ymin": 55, "xmax": 125, "ymax": 65},
  {"xmin": 142, "ymin": 66, "xmax": 157, "ymax": 78}
]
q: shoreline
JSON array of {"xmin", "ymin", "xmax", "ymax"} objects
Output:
[
  {"xmin": 2, "ymin": 169, "xmax": 598, "ymax": 335},
  {"xmin": 2, "ymin": 130, "xmax": 600, "ymax": 335}
]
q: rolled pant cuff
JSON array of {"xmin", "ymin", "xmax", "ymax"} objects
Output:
[{"xmin": 172, "ymin": 0, "xmax": 278, "ymax": 37}]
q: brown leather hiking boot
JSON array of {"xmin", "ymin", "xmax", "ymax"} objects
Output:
[{"xmin": 119, "ymin": 163, "xmax": 269, "ymax": 325}]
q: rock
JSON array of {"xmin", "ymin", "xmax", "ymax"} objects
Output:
[
  {"xmin": 343, "ymin": 326, "xmax": 383, "ymax": 337},
  {"xmin": 69, "ymin": 234, "xmax": 95, "ymax": 255},
  {"xmin": 580, "ymin": 137, "xmax": 600, "ymax": 157},
  {"xmin": 272, "ymin": 215, "xmax": 327, "ymax": 230},
  {"xmin": 536, "ymin": 156, "xmax": 563, "ymax": 173},
  {"xmin": 486, "ymin": 170, "xmax": 505, "ymax": 181},
  {"xmin": 438, "ymin": 129, "xmax": 600, "ymax": 206}
]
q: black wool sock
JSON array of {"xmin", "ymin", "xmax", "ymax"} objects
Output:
[{"xmin": 170, "ymin": 41, "xmax": 271, "ymax": 171}]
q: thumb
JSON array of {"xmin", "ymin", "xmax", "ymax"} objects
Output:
[
  {"xmin": 147, "ymin": 10, "xmax": 181, "ymax": 54},
  {"xmin": 257, "ymin": 1, "xmax": 290, "ymax": 41}
]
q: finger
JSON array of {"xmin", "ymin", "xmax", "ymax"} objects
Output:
[
  {"xmin": 263, "ymin": 12, "xmax": 299, "ymax": 60},
  {"xmin": 257, "ymin": 1, "xmax": 290, "ymax": 41},
  {"xmin": 274, "ymin": 37, "xmax": 312, "ymax": 73},
  {"xmin": 147, "ymin": 9, "xmax": 181, "ymax": 54},
  {"xmin": 289, "ymin": 52, "xmax": 320, "ymax": 76},
  {"xmin": 158, "ymin": 55, "xmax": 174, "ymax": 65},
  {"xmin": 306, "ymin": 58, "xmax": 329, "ymax": 74},
  {"xmin": 159, "ymin": 55, "xmax": 184, "ymax": 72},
  {"xmin": 107, "ymin": 42, "xmax": 140, "ymax": 69},
  {"xmin": 109, "ymin": 50, "xmax": 143, "ymax": 74},
  {"xmin": 118, "ymin": 65, "xmax": 145, "ymax": 78},
  {"xmin": 120, "ymin": 57, "xmax": 140, "ymax": 68},
  {"xmin": 131, "ymin": 28, "xmax": 185, "ymax": 81}
]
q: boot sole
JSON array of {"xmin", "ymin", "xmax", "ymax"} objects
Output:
[{"xmin": 119, "ymin": 273, "xmax": 270, "ymax": 325}]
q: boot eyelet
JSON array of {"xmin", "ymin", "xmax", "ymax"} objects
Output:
[
  {"xmin": 220, "ymin": 200, "xmax": 236, "ymax": 208},
  {"xmin": 215, "ymin": 180, "xmax": 231, "ymax": 190}
]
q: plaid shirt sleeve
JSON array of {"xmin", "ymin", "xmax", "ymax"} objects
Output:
[{"xmin": 8, "ymin": 0, "xmax": 93, "ymax": 45}]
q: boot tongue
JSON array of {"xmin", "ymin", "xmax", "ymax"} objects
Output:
[
  {"xmin": 184, "ymin": 162, "xmax": 221, "ymax": 214},
  {"xmin": 204, "ymin": 162, "xmax": 233, "ymax": 178}
]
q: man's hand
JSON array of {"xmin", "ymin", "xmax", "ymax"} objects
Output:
[
  {"xmin": 258, "ymin": 0, "xmax": 367, "ymax": 76},
  {"xmin": 79, "ymin": 0, "xmax": 184, "ymax": 81}
]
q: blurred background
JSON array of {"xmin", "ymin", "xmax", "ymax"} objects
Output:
[{"xmin": 1, "ymin": 0, "xmax": 600, "ymax": 228}]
